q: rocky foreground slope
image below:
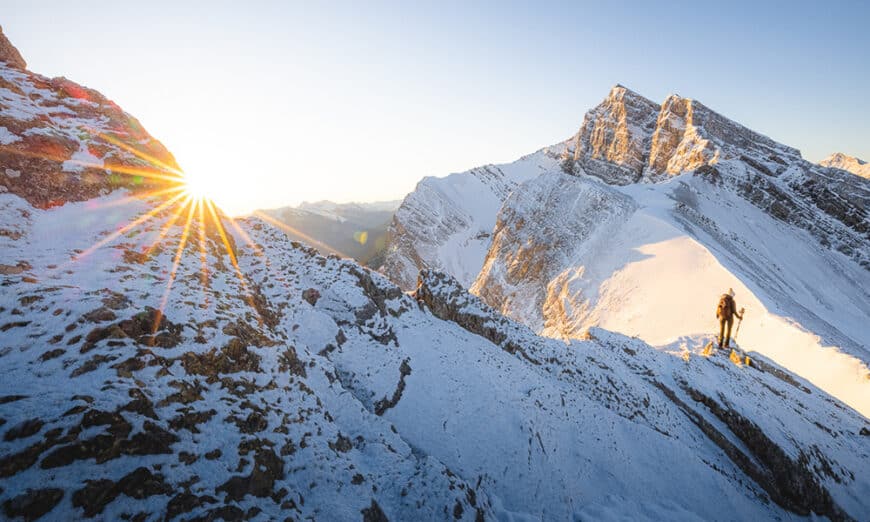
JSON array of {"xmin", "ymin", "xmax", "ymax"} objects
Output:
[{"xmin": 2, "ymin": 188, "xmax": 870, "ymax": 520}]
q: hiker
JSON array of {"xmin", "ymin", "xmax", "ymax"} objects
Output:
[{"xmin": 716, "ymin": 288, "xmax": 744, "ymax": 349}]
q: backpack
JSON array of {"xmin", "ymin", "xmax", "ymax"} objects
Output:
[{"xmin": 716, "ymin": 294, "xmax": 734, "ymax": 319}]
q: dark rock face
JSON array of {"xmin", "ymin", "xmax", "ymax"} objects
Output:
[
  {"xmin": 216, "ymin": 448, "xmax": 284, "ymax": 502},
  {"xmin": 3, "ymin": 418, "xmax": 43, "ymax": 441},
  {"xmin": 2, "ymin": 488, "xmax": 63, "ymax": 521},
  {"xmin": 81, "ymin": 307, "xmax": 184, "ymax": 353},
  {"xmin": 72, "ymin": 467, "xmax": 171, "ymax": 517},
  {"xmin": 361, "ymin": 499, "xmax": 390, "ymax": 522},
  {"xmin": 373, "ymin": 359, "xmax": 411, "ymax": 415},
  {"xmin": 415, "ymin": 270, "xmax": 541, "ymax": 365},
  {"xmin": 663, "ymin": 383, "xmax": 849, "ymax": 521}
]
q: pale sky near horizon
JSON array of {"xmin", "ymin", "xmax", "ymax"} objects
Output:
[{"xmin": 2, "ymin": 1, "xmax": 868, "ymax": 215}]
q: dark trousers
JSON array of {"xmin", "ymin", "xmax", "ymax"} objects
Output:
[{"xmin": 718, "ymin": 318, "xmax": 734, "ymax": 348}]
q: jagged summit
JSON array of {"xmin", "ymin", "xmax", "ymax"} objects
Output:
[
  {"xmin": 0, "ymin": 26, "xmax": 26, "ymax": 69},
  {"xmin": 564, "ymin": 85, "xmax": 803, "ymax": 185},
  {"xmin": 820, "ymin": 152, "xmax": 870, "ymax": 178},
  {"xmin": 564, "ymin": 84, "xmax": 659, "ymax": 184}
]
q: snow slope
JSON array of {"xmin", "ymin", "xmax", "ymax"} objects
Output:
[
  {"xmin": 1, "ymin": 191, "xmax": 868, "ymax": 520},
  {"xmin": 474, "ymin": 168, "xmax": 870, "ymax": 418}
]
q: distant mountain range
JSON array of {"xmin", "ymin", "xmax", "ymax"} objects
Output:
[{"xmin": 257, "ymin": 200, "xmax": 400, "ymax": 268}]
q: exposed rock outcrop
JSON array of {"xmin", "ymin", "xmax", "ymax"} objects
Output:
[
  {"xmin": 0, "ymin": 26, "xmax": 25, "ymax": 70},
  {"xmin": 0, "ymin": 30, "xmax": 180, "ymax": 208},
  {"xmin": 564, "ymin": 84, "xmax": 659, "ymax": 184}
]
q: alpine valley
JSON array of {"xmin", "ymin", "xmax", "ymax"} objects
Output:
[{"xmin": 1, "ymin": 26, "xmax": 868, "ymax": 522}]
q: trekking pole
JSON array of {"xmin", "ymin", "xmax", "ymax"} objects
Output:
[{"xmin": 733, "ymin": 308, "xmax": 745, "ymax": 342}]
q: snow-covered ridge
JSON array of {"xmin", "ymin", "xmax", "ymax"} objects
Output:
[
  {"xmin": 1, "ymin": 191, "xmax": 867, "ymax": 519},
  {"xmin": 385, "ymin": 84, "xmax": 869, "ymax": 292}
]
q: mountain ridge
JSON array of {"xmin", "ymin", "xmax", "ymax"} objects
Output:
[{"xmin": 385, "ymin": 84, "xmax": 870, "ymax": 421}]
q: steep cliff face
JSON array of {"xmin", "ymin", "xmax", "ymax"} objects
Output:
[
  {"xmin": 644, "ymin": 95, "xmax": 803, "ymax": 180},
  {"xmin": 471, "ymin": 171, "xmax": 636, "ymax": 331},
  {"xmin": 387, "ymin": 85, "xmax": 867, "ymax": 293},
  {"xmin": 820, "ymin": 152, "xmax": 870, "ymax": 179},
  {"xmin": 563, "ymin": 84, "xmax": 659, "ymax": 184},
  {"xmin": 0, "ymin": 34, "xmax": 179, "ymax": 208}
]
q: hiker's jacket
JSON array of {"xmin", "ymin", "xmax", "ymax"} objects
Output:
[{"xmin": 716, "ymin": 294, "xmax": 741, "ymax": 322}]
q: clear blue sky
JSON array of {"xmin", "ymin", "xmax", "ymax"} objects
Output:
[{"xmin": 2, "ymin": 1, "xmax": 868, "ymax": 214}]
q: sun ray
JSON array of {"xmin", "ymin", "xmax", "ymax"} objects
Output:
[
  {"xmin": 205, "ymin": 199, "xmax": 263, "ymax": 325},
  {"xmin": 222, "ymin": 215, "xmax": 265, "ymax": 258},
  {"xmin": 222, "ymin": 214, "xmax": 301, "ymax": 298},
  {"xmin": 153, "ymin": 196, "xmax": 197, "ymax": 336},
  {"xmin": 93, "ymin": 130, "xmax": 184, "ymax": 176},
  {"xmin": 88, "ymin": 185, "xmax": 186, "ymax": 209},
  {"xmin": 141, "ymin": 193, "xmax": 192, "ymax": 259},
  {"xmin": 0, "ymin": 145, "xmax": 185, "ymax": 184},
  {"xmin": 196, "ymin": 197, "xmax": 210, "ymax": 308},
  {"xmin": 73, "ymin": 190, "xmax": 188, "ymax": 262},
  {"xmin": 252, "ymin": 210, "xmax": 350, "ymax": 258}
]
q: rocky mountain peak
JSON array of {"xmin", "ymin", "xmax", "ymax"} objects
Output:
[
  {"xmin": 0, "ymin": 26, "xmax": 26, "ymax": 70},
  {"xmin": 820, "ymin": 152, "xmax": 870, "ymax": 178},
  {"xmin": 565, "ymin": 84, "xmax": 660, "ymax": 184}
]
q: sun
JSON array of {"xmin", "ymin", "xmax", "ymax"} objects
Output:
[{"xmin": 182, "ymin": 171, "xmax": 211, "ymax": 201}]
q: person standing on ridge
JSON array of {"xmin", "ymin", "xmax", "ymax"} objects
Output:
[{"xmin": 716, "ymin": 288, "xmax": 744, "ymax": 349}]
